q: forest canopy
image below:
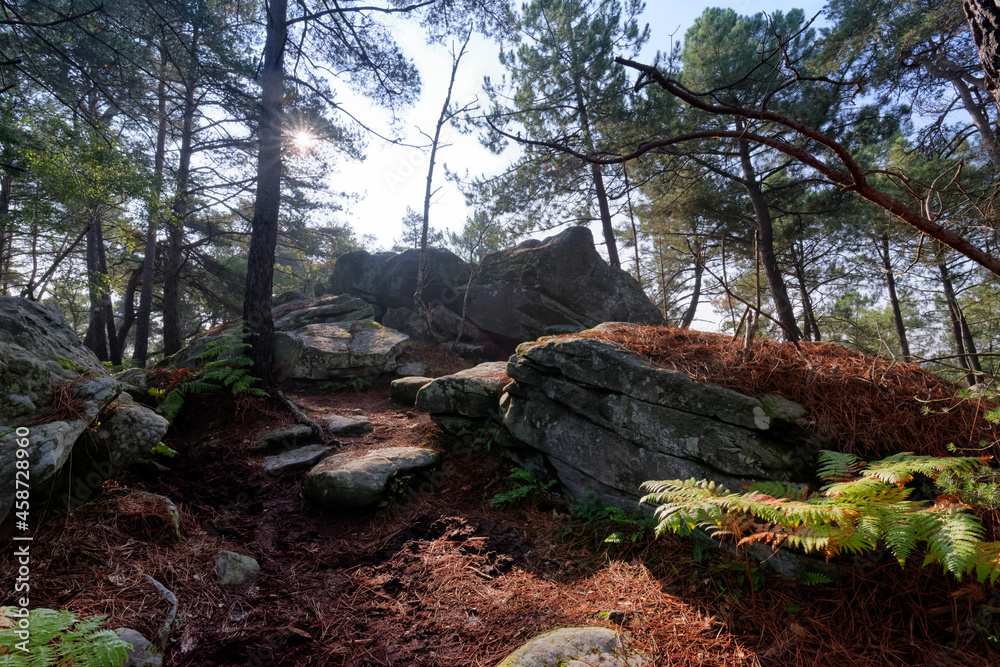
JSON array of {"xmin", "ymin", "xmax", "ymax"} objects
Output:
[{"xmin": 0, "ymin": 0, "xmax": 998, "ymax": 387}]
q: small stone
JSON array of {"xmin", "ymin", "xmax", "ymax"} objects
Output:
[
  {"xmin": 324, "ymin": 414, "xmax": 373, "ymax": 436},
  {"xmin": 215, "ymin": 551, "xmax": 260, "ymax": 587},
  {"xmin": 114, "ymin": 628, "xmax": 163, "ymax": 667},
  {"xmin": 390, "ymin": 376, "xmax": 433, "ymax": 405},
  {"xmin": 251, "ymin": 424, "xmax": 317, "ymax": 452},
  {"xmin": 261, "ymin": 444, "xmax": 332, "ymax": 475}
]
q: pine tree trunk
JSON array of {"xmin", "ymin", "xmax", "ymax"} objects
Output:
[
  {"xmin": 680, "ymin": 246, "xmax": 702, "ymax": 329},
  {"xmin": 162, "ymin": 29, "xmax": 200, "ymax": 357},
  {"xmin": 939, "ymin": 258, "xmax": 979, "ymax": 385},
  {"xmin": 0, "ymin": 168, "xmax": 10, "ymax": 295},
  {"xmin": 792, "ymin": 248, "xmax": 820, "ymax": 341},
  {"xmin": 83, "ymin": 215, "xmax": 109, "ymax": 361},
  {"xmin": 243, "ymin": 0, "xmax": 287, "ymax": 386},
  {"xmin": 737, "ymin": 135, "xmax": 801, "ymax": 342},
  {"xmin": 879, "ymin": 233, "xmax": 911, "ymax": 362},
  {"xmin": 963, "ymin": 0, "xmax": 1000, "ymax": 114},
  {"xmin": 134, "ymin": 46, "xmax": 169, "ymax": 364}
]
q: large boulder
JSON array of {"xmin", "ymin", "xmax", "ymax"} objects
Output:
[
  {"xmin": 459, "ymin": 227, "xmax": 663, "ymax": 349},
  {"xmin": 328, "ymin": 250, "xmax": 395, "ymax": 305},
  {"xmin": 273, "ymin": 320, "xmax": 409, "ymax": 381},
  {"xmin": 376, "ymin": 248, "xmax": 471, "ymax": 311},
  {"xmin": 500, "ymin": 324, "xmax": 822, "ymax": 510},
  {"xmin": 0, "ymin": 298, "xmax": 169, "ymax": 523}
]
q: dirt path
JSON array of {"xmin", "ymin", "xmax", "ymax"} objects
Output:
[{"xmin": 2, "ymin": 380, "xmax": 997, "ymax": 666}]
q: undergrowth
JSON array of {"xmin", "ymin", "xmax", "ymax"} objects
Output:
[
  {"xmin": 0, "ymin": 607, "xmax": 131, "ymax": 666},
  {"xmin": 151, "ymin": 325, "xmax": 267, "ymax": 423},
  {"xmin": 642, "ymin": 451, "xmax": 1000, "ymax": 582}
]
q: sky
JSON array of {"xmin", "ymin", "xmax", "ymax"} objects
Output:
[{"xmin": 323, "ymin": 0, "xmax": 830, "ymax": 252}]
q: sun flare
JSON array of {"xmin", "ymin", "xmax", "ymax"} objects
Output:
[{"xmin": 292, "ymin": 131, "xmax": 317, "ymax": 151}]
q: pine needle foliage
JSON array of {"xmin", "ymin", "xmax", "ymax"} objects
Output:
[
  {"xmin": 152, "ymin": 325, "xmax": 268, "ymax": 423},
  {"xmin": 0, "ymin": 607, "xmax": 131, "ymax": 666},
  {"xmin": 641, "ymin": 451, "xmax": 1000, "ymax": 582}
]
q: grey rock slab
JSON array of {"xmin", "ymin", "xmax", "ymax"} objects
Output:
[
  {"xmin": 496, "ymin": 627, "xmax": 648, "ymax": 667},
  {"xmin": 114, "ymin": 628, "xmax": 163, "ymax": 667},
  {"xmin": 216, "ymin": 550, "xmax": 260, "ymax": 587},
  {"xmin": 261, "ymin": 444, "xmax": 332, "ymax": 475},
  {"xmin": 509, "ymin": 325, "xmax": 811, "ymax": 434},
  {"xmin": 324, "ymin": 413, "xmax": 373, "ymax": 436},
  {"xmin": 273, "ymin": 320, "xmax": 409, "ymax": 381},
  {"xmin": 390, "ymin": 376, "xmax": 433, "ymax": 405},
  {"xmin": 251, "ymin": 424, "xmax": 318, "ymax": 452},
  {"xmin": 415, "ymin": 362, "xmax": 509, "ymax": 419},
  {"xmin": 304, "ymin": 446, "xmax": 441, "ymax": 511},
  {"xmin": 273, "ymin": 294, "xmax": 374, "ymax": 331}
]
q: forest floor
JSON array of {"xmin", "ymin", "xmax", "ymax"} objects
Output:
[{"xmin": 4, "ymin": 343, "xmax": 1000, "ymax": 666}]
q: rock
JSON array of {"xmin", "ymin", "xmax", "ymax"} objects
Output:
[
  {"xmin": 251, "ymin": 424, "xmax": 318, "ymax": 452},
  {"xmin": 132, "ymin": 492, "xmax": 182, "ymax": 541},
  {"xmin": 376, "ymin": 248, "xmax": 471, "ymax": 311},
  {"xmin": 272, "ymin": 294, "xmax": 374, "ymax": 331},
  {"xmin": 328, "ymin": 250, "xmax": 394, "ymax": 305},
  {"xmin": 496, "ymin": 627, "xmax": 648, "ymax": 667},
  {"xmin": 273, "ymin": 290, "xmax": 313, "ymax": 307},
  {"xmin": 273, "ymin": 320, "xmax": 409, "ymax": 381},
  {"xmin": 261, "ymin": 444, "xmax": 332, "ymax": 475},
  {"xmin": 324, "ymin": 414, "xmax": 373, "ymax": 436},
  {"xmin": 460, "ymin": 227, "xmax": 663, "ymax": 350},
  {"xmin": 396, "ymin": 362, "xmax": 427, "ymax": 377},
  {"xmin": 304, "ymin": 446, "xmax": 441, "ymax": 511},
  {"xmin": 114, "ymin": 628, "xmax": 163, "ymax": 667},
  {"xmin": 0, "ymin": 298, "xmax": 169, "ymax": 523},
  {"xmin": 215, "ymin": 550, "xmax": 260, "ymax": 587},
  {"xmin": 390, "ymin": 376, "xmax": 433, "ymax": 405},
  {"xmin": 383, "ymin": 304, "xmax": 481, "ymax": 344},
  {"xmin": 415, "ymin": 362, "xmax": 509, "ymax": 420},
  {"xmin": 501, "ymin": 325, "xmax": 822, "ymax": 510}
]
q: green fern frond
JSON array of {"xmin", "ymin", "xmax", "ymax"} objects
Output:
[
  {"xmin": 816, "ymin": 450, "xmax": 863, "ymax": 482},
  {"xmin": 974, "ymin": 542, "xmax": 1000, "ymax": 584},
  {"xmin": 744, "ymin": 481, "xmax": 813, "ymax": 502},
  {"xmin": 642, "ymin": 453, "xmax": 1000, "ymax": 580},
  {"xmin": 0, "ymin": 607, "xmax": 131, "ymax": 667}
]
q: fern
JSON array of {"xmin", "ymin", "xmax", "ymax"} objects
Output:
[
  {"xmin": 491, "ymin": 467, "xmax": 557, "ymax": 506},
  {"xmin": 156, "ymin": 324, "xmax": 268, "ymax": 423},
  {"xmin": 0, "ymin": 607, "xmax": 131, "ymax": 667},
  {"xmin": 641, "ymin": 451, "xmax": 1000, "ymax": 581}
]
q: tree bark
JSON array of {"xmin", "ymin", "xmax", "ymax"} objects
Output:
[
  {"xmin": 963, "ymin": 0, "xmax": 1000, "ymax": 114},
  {"xmin": 679, "ymin": 242, "xmax": 702, "ymax": 329},
  {"xmin": 418, "ymin": 31, "xmax": 470, "ymax": 310},
  {"xmin": 571, "ymin": 45, "xmax": 620, "ymax": 267},
  {"xmin": 243, "ymin": 0, "xmax": 287, "ymax": 386},
  {"xmin": 879, "ymin": 233, "xmax": 911, "ymax": 362},
  {"xmin": 115, "ymin": 267, "xmax": 142, "ymax": 361},
  {"xmin": 83, "ymin": 214, "xmax": 109, "ymax": 361},
  {"xmin": 134, "ymin": 45, "xmax": 169, "ymax": 364},
  {"xmin": 792, "ymin": 248, "xmax": 820, "ymax": 342},
  {"xmin": 0, "ymin": 168, "xmax": 10, "ymax": 295},
  {"xmin": 162, "ymin": 27, "xmax": 200, "ymax": 357},
  {"xmin": 736, "ymin": 134, "xmax": 801, "ymax": 342},
  {"xmin": 96, "ymin": 218, "xmax": 120, "ymax": 365},
  {"xmin": 938, "ymin": 257, "xmax": 980, "ymax": 385}
]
